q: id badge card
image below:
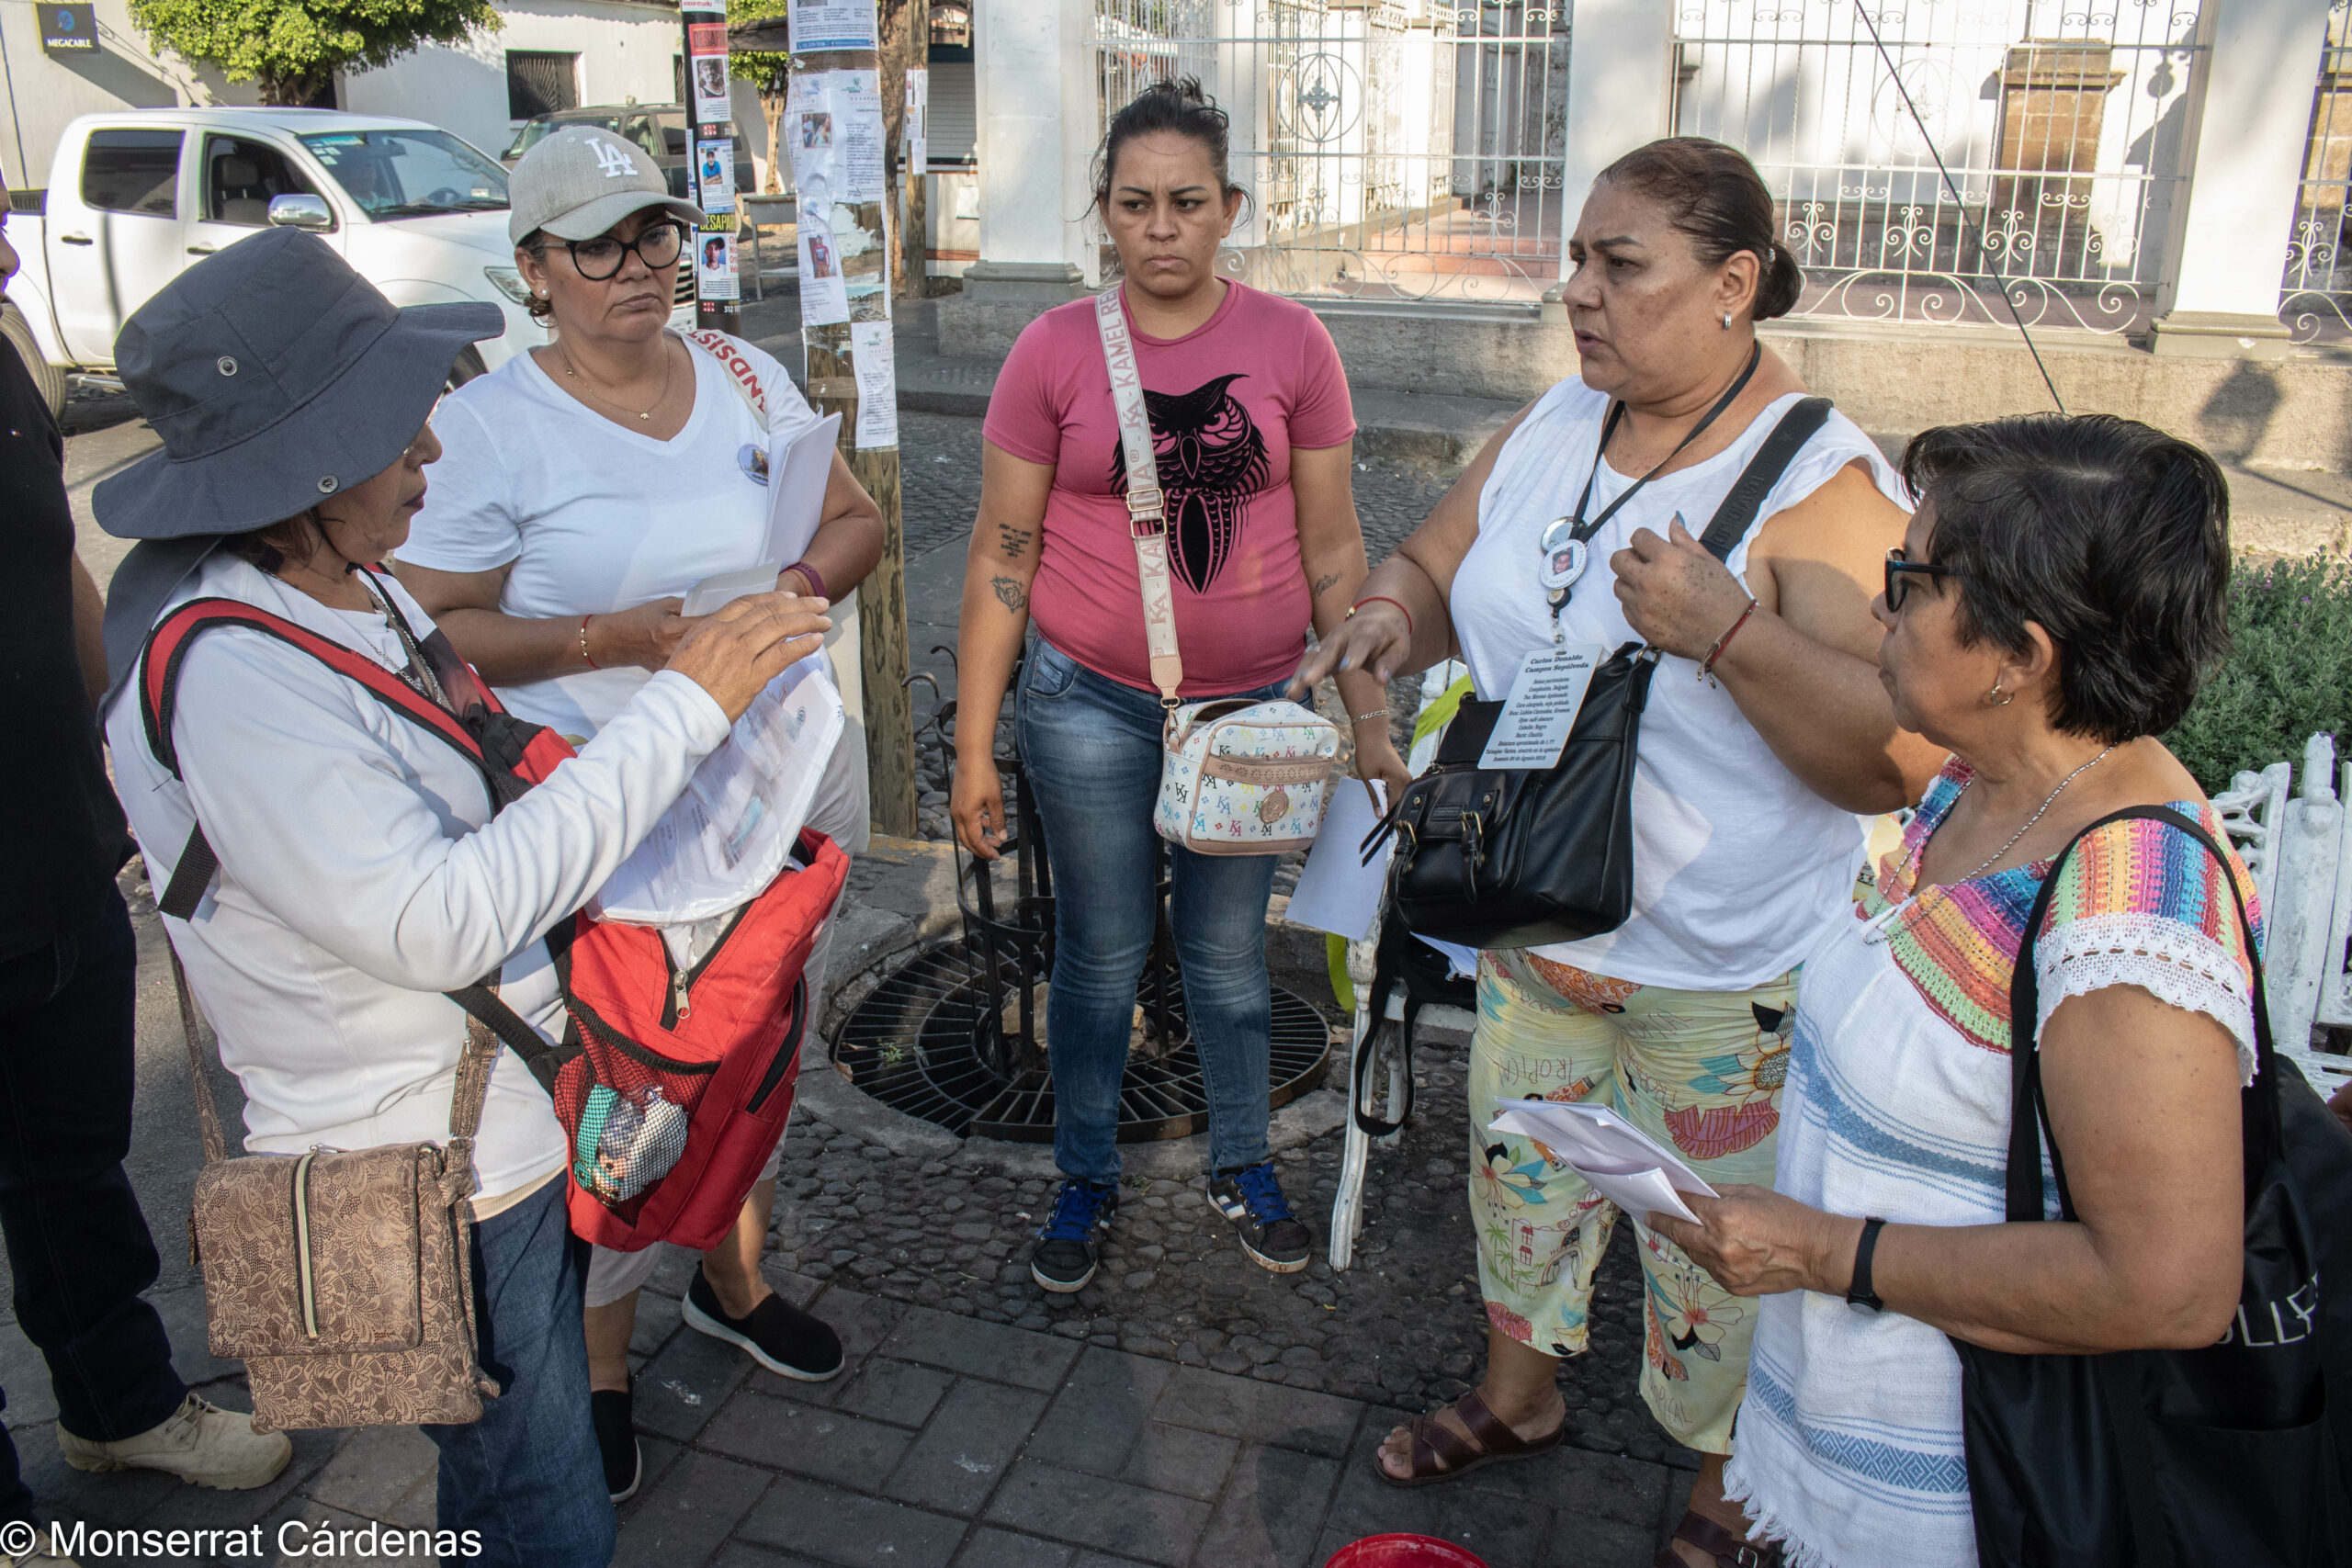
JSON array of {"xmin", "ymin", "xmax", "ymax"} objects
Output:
[{"xmin": 1479, "ymin": 644, "xmax": 1606, "ymax": 770}]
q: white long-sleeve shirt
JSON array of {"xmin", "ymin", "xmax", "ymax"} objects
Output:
[{"xmin": 105, "ymin": 557, "xmax": 731, "ymax": 1203}]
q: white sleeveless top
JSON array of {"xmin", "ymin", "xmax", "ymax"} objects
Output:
[{"xmin": 1453, "ymin": 379, "xmax": 1907, "ymax": 991}]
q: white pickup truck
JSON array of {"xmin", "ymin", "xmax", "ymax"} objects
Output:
[{"xmin": 3, "ymin": 107, "xmax": 695, "ymax": 412}]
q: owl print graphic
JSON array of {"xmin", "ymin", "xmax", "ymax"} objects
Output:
[{"xmin": 1106, "ymin": 374, "xmax": 1272, "ymax": 593}]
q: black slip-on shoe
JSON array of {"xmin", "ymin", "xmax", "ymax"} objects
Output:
[
  {"xmin": 591, "ymin": 1380, "xmax": 641, "ymax": 1504},
  {"xmin": 683, "ymin": 1266, "xmax": 845, "ymax": 1382}
]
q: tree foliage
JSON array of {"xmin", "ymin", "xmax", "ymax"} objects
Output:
[
  {"xmin": 728, "ymin": 0, "xmax": 790, "ymax": 193},
  {"xmin": 129, "ymin": 0, "xmax": 499, "ymax": 106},
  {"xmin": 2166, "ymin": 557, "xmax": 2352, "ymax": 795}
]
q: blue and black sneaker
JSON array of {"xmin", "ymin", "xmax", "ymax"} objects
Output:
[
  {"xmin": 1030, "ymin": 1178, "xmax": 1118, "ymax": 1293},
  {"xmin": 1209, "ymin": 1161, "xmax": 1313, "ymax": 1273}
]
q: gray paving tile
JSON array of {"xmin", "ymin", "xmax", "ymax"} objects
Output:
[
  {"xmin": 1194, "ymin": 1442, "xmax": 1345, "ymax": 1568},
  {"xmin": 715, "ymin": 1545, "xmax": 836, "ymax": 1567},
  {"xmin": 634, "ymin": 1320, "xmax": 754, "ymax": 1442},
  {"xmin": 809, "ymin": 1283, "xmax": 912, "ymax": 1362},
  {"xmin": 1542, "ymin": 1515, "xmax": 1661, "ymax": 1568},
  {"xmin": 701, "ymin": 1387, "xmax": 916, "ymax": 1489},
  {"xmin": 982, "ymin": 1459, "xmax": 1212, "ymax": 1568},
  {"xmin": 302, "ymin": 1423, "xmax": 438, "ymax": 1521},
  {"xmin": 1117, "ymin": 1423, "xmax": 1238, "ymax": 1503},
  {"xmin": 1436, "ymin": 1485, "xmax": 1552, "ymax": 1568},
  {"xmin": 1500, "ymin": 1447, "xmax": 1668, "ymax": 1528},
  {"xmin": 258, "ymin": 1499, "xmax": 436, "ymax": 1566},
  {"xmin": 1026, "ymin": 1348, "xmax": 1174, "ymax": 1477},
  {"xmin": 837, "ymin": 1356, "xmax": 958, "ymax": 1428},
  {"xmin": 886, "ymin": 1377, "xmax": 1048, "ymax": 1515},
  {"xmin": 880, "ymin": 1304, "xmax": 1083, "ymax": 1393},
  {"xmin": 1069, "ymin": 1556, "xmax": 1157, "ymax": 1568},
  {"xmin": 613, "ymin": 1450, "xmax": 767, "ymax": 1568},
  {"xmin": 1149, "ymin": 1365, "xmax": 1365, "ymax": 1459},
  {"xmin": 740, "ymin": 1472, "xmax": 967, "ymax": 1568},
  {"xmin": 953, "ymin": 1527, "xmax": 1077, "ymax": 1567}
]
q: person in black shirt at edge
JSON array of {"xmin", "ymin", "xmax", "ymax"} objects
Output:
[{"xmin": 0, "ymin": 180, "xmax": 290, "ymax": 1567}]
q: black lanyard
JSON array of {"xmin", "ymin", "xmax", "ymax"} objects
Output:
[{"xmin": 1545, "ymin": 341, "xmax": 1762, "ymax": 615}]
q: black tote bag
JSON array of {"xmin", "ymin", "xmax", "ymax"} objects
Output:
[
  {"xmin": 1955, "ymin": 805, "xmax": 2352, "ymax": 1567},
  {"xmin": 1374, "ymin": 397, "xmax": 1833, "ymax": 950}
]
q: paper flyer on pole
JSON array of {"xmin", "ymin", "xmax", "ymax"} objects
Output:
[
  {"xmin": 1486, "ymin": 1100, "xmax": 1719, "ymax": 1226},
  {"xmin": 695, "ymin": 137, "xmax": 736, "ymax": 212},
  {"xmin": 786, "ymin": 0, "xmax": 876, "ymax": 51},
  {"xmin": 905, "ymin": 67, "xmax": 927, "ymax": 177},
  {"xmin": 832, "ymin": 69, "xmax": 887, "ymax": 203},
  {"xmin": 689, "ymin": 51, "xmax": 732, "ymax": 125},
  {"xmin": 850, "ymin": 321, "xmax": 897, "ymax": 448},
  {"xmin": 695, "ymin": 226, "xmax": 739, "ymax": 301}
]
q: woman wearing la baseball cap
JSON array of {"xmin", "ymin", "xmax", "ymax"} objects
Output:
[{"xmin": 394, "ymin": 125, "xmax": 886, "ymax": 1505}]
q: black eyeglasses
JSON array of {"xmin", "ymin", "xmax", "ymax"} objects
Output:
[
  {"xmin": 559, "ymin": 220, "xmax": 688, "ymax": 280},
  {"xmin": 1884, "ymin": 547, "xmax": 1957, "ymax": 613}
]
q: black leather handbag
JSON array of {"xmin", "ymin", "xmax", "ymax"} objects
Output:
[
  {"xmin": 1953, "ymin": 806, "xmax": 2352, "ymax": 1568},
  {"xmin": 1374, "ymin": 396, "xmax": 1833, "ymax": 950}
]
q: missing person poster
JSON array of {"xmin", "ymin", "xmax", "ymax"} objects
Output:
[
  {"xmin": 695, "ymin": 227, "xmax": 740, "ymax": 302},
  {"xmin": 786, "ymin": 0, "xmax": 876, "ymax": 51},
  {"xmin": 695, "ymin": 138, "xmax": 736, "ymax": 212},
  {"xmin": 691, "ymin": 51, "xmax": 732, "ymax": 125}
]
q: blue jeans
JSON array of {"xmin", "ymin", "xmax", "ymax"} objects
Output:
[
  {"xmin": 0, "ymin": 886, "xmax": 187, "ymax": 1531},
  {"xmin": 425, "ymin": 1179, "xmax": 613, "ymax": 1567},
  {"xmin": 1017, "ymin": 637, "xmax": 1284, "ymax": 1184}
]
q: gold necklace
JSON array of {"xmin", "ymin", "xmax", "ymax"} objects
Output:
[
  {"xmin": 554, "ymin": 336, "xmax": 673, "ymax": 423},
  {"xmin": 1864, "ymin": 746, "xmax": 2115, "ymax": 945}
]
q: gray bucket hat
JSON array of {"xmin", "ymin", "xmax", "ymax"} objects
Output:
[{"xmin": 95, "ymin": 226, "xmax": 503, "ymax": 695}]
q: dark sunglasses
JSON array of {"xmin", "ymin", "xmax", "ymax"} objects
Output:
[
  {"xmin": 1884, "ymin": 547, "xmax": 1957, "ymax": 613},
  {"xmin": 560, "ymin": 220, "xmax": 688, "ymax": 281}
]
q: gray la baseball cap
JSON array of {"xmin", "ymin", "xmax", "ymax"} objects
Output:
[{"xmin": 507, "ymin": 125, "xmax": 704, "ymax": 247}]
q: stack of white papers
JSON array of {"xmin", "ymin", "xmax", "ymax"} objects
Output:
[
  {"xmin": 682, "ymin": 414, "xmax": 843, "ymax": 616},
  {"xmin": 592, "ymin": 654, "xmax": 845, "ymax": 925},
  {"xmin": 1487, "ymin": 1099, "xmax": 1719, "ymax": 1225}
]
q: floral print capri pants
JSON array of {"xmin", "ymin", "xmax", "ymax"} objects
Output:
[{"xmin": 1468, "ymin": 950, "xmax": 1794, "ymax": 1454}]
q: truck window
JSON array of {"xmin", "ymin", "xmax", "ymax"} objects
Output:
[
  {"xmin": 82, "ymin": 130, "xmax": 183, "ymax": 217},
  {"xmin": 203, "ymin": 137, "xmax": 322, "ymax": 227}
]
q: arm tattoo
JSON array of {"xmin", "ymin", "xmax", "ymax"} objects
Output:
[
  {"xmin": 990, "ymin": 575, "xmax": 1029, "ymax": 613},
  {"xmin": 1310, "ymin": 571, "xmax": 1341, "ymax": 598},
  {"xmin": 996, "ymin": 522, "xmax": 1035, "ymax": 558}
]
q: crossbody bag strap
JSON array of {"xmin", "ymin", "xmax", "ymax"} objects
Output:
[
  {"xmin": 166, "ymin": 943, "xmax": 230, "ymax": 1166},
  {"xmin": 1093, "ymin": 286, "xmax": 1184, "ymax": 705},
  {"xmin": 682, "ymin": 328, "xmax": 772, "ymax": 431},
  {"xmin": 1693, "ymin": 396, "xmax": 1835, "ymax": 564}
]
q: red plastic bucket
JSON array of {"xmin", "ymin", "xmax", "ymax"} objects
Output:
[{"xmin": 1322, "ymin": 1535, "xmax": 1491, "ymax": 1568}]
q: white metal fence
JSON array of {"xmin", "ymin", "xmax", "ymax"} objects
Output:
[
  {"xmin": 1670, "ymin": 0, "xmax": 2207, "ymax": 335},
  {"xmin": 1088, "ymin": 1, "xmax": 1568, "ymax": 307},
  {"xmin": 2282, "ymin": 0, "xmax": 2352, "ymax": 343}
]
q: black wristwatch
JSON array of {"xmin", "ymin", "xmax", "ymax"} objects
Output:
[{"xmin": 1845, "ymin": 1217, "xmax": 1887, "ymax": 1314}]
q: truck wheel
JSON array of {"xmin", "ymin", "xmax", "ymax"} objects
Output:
[
  {"xmin": 1, "ymin": 302, "xmax": 65, "ymax": 416},
  {"xmin": 445, "ymin": 347, "xmax": 486, "ymax": 393}
]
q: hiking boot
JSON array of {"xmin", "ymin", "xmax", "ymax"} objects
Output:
[
  {"xmin": 56, "ymin": 1393, "xmax": 290, "ymax": 1490},
  {"xmin": 1030, "ymin": 1179, "xmax": 1118, "ymax": 1293},
  {"xmin": 1210, "ymin": 1161, "xmax": 1313, "ymax": 1273},
  {"xmin": 4, "ymin": 1527, "xmax": 76, "ymax": 1567},
  {"xmin": 684, "ymin": 1266, "xmax": 844, "ymax": 1382},
  {"xmin": 591, "ymin": 1379, "xmax": 641, "ymax": 1504}
]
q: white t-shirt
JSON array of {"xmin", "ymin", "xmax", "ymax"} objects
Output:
[
  {"xmin": 1453, "ymin": 382, "xmax": 1907, "ymax": 991},
  {"xmin": 400, "ymin": 333, "xmax": 820, "ymax": 739},
  {"xmin": 104, "ymin": 557, "xmax": 731, "ymax": 1204}
]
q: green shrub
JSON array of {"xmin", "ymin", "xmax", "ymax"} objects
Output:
[{"xmin": 2167, "ymin": 558, "xmax": 2352, "ymax": 794}]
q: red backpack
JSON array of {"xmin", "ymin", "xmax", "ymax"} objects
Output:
[{"xmin": 137, "ymin": 587, "xmax": 846, "ymax": 1253}]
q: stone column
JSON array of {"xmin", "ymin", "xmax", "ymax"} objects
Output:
[
  {"xmin": 2150, "ymin": 0, "xmax": 2335, "ymax": 358},
  {"xmin": 1540, "ymin": 0, "xmax": 1676, "ymax": 321},
  {"xmin": 939, "ymin": 0, "xmax": 1091, "ymax": 356}
]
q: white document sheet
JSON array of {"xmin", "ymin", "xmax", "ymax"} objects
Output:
[
  {"xmin": 591, "ymin": 655, "xmax": 846, "ymax": 925},
  {"xmin": 1415, "ymin": 935, "xmax": 1480, "ymax": 979},
  {"xmin": 680, "ymin": 414, "xmax": 843, "ymax": 615},
  {"xmin": 1283, "ymin": 781, "xmax": 1390, "ymax": 942},
  {"xmin": 1487, "ymin": 1099, "xmax": 1719, "ymax": 1226}
]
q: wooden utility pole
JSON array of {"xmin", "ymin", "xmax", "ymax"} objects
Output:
[
  {"xmin": 792, "ymin": 1, "xmax": 918, "ymax": 839},
  {"xmin": 680, "ymin": 0, "xmax": 741, "ymax": 333},
  {"xmin": 902, "ymin": 0, "xmax": 929, "ymax": 300}
]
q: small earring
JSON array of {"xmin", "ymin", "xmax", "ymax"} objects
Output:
[
  {"xmin": 1986, "ymin": 681, "xmax": 2014, "ymax": 707},
  {"xmin": 1721, "ymin": 312, "xmax": 1734, "ymax": 331}
]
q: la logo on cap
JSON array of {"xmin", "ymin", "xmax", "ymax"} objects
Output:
[{"xmin": 593, "ymin": 140, "xmax": 636, "ymax": 179}]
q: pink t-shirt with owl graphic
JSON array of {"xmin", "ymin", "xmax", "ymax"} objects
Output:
[{"xmin": 982, "ymin": 281, "xmax": 1356, "ymax": 697}]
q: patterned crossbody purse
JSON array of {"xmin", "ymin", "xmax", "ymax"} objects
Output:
[{"xmin": 1091, "ymin": 286, "xmax": 1340, "ymax": 856}]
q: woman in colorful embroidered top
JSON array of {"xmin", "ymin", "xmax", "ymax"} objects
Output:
[
  {"xmin": 1293, "ymin": 137, "xmax": 1945, "ymax": 1559},
  {"xmin": 1644, "ymin": 414, "xmax": 2253, "ymax": 1567},
  {"xmin": 950, "ymin": 80, "xmax": 1408, "ymax": 1292}
]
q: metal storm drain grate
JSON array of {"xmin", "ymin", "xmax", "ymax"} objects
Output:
[{"xmin": 831, "ymin": 670, "xmax": 1331, "ymax": 1143}]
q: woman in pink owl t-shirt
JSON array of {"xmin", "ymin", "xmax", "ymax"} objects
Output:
[{"xmin": 952, "ymin": 79, "xmax": 1406, "ymax": 1295}]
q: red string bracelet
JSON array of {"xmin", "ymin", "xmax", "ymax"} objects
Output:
[
  {"xmin": 1698, "ymin": 597, "xmax": 1758, "ymax": 685},
  {"xmin": 578, "ymin": 614, "xmax": 601, "ymax": 671},
  {"xmin": 1348, "ymin": 595, "xmax": 1414, "ymax": 638}
]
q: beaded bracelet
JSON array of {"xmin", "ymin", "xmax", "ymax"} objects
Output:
[
  {"xmin": 578, "ymin": 614, "xmax": 601, "ymax": 671},
  {"xmin": 1347, "ymin": 595, "xmax": 1414, "ymax": 637},
  {"xmin": 1698, "ymin": 598, "xmax": 1758, "ymax": 686}
]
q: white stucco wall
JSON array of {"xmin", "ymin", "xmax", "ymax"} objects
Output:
[
  {"xmin": 0, "ymin": 0, "xmax": 263, "ymax": 191},
  {"xmin": 337, "ymin": 0, "xmax": 683, "ymax": 162}
]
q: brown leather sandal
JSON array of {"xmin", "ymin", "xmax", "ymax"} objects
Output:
[
  {"xmin": 1653, "ymin": 1511, "xmax": 1782, "ymax": 1568},
  {"xmin": 1373, "ymin": 1387, "xmax": 1566, "ymax": 1489}
]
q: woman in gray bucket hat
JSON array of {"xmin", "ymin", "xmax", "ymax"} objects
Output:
[{"xmin": 96, "ymin": 228, "xmax": 831, "ymax": 1567}]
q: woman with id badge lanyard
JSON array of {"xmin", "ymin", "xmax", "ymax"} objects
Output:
[
  {"xmin": 1294, "ymin": 138, "xmax": 1946, "ymax": 1565},
  {"xmin": 392, "ymin": 126, "xmax": 884, "ymax": 1506}
]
